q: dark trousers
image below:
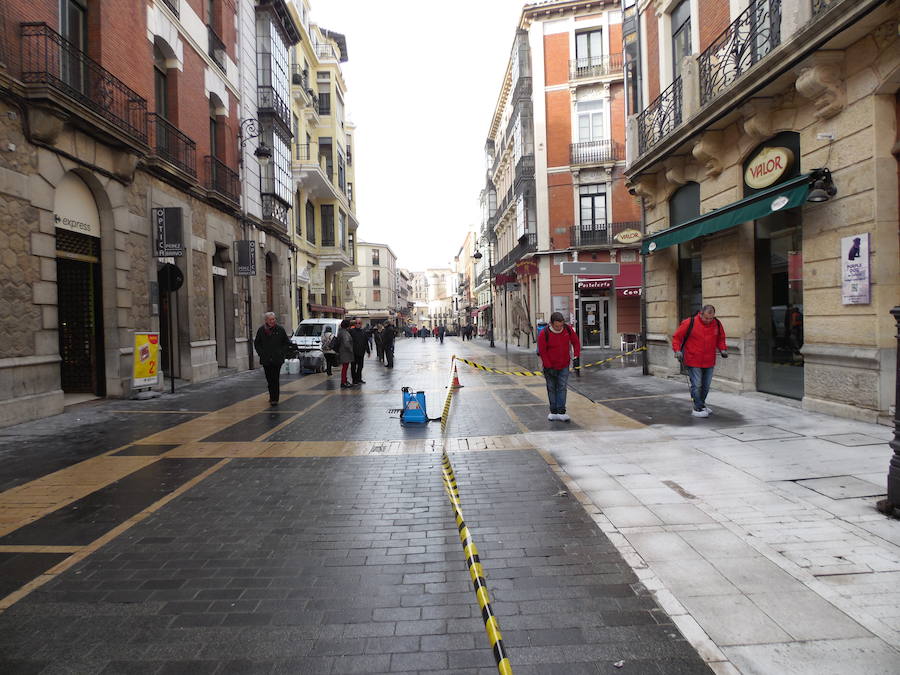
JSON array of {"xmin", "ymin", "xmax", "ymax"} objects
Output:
[
  {"xmin": 263, "ymin": 363, "xmax": 282, "ymax": 402},
  {"xmin": 385, "ymin": 344, "xmax": 394, "ymax": 368},
  {"xmin": 351, "ymin": 354, "xmax": 364, "ymax": 382}
]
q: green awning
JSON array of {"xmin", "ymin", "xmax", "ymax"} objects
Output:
[{"xmin": 641, "ymin": 174, "xmax": 812, "ymax": 255}]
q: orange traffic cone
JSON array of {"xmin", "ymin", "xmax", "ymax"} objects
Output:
[{"xmin": 450, "ymin": 363, "xmax": 464, "ymax": 389}]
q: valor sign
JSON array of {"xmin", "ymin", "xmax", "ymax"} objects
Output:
[
  {"xmin": 613, "ymin": 228, "xmax": 642, "ymax": 244},
  {"xmin": 744, "ymin": 147, "xmax": 793, "ymax": 189}
]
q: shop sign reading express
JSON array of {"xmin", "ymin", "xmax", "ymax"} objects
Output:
[
  {"xmin": 841, "ymin": 233, "xmax": 870, "ymax": 304},
  {"xmin": 744, "ymin": 147, "xmax": 793, "ymax": 190}
]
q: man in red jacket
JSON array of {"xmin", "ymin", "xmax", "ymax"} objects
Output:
[
  {"xmin": 672, "ymin": 304, "xmax": 727, "ymax": 418},
  {"xmin": 537, "ymin": 311, "xmax": 581, "ymax": 422}
]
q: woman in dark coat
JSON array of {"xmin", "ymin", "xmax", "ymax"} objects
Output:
[{"xmin": 335, "ymin": 318, "xmax": 355, "ymax": 388}]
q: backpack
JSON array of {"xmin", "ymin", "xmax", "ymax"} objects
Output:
[{"xmin": 680, "ymin": 314, "xmax": 724, "ymax": 349}]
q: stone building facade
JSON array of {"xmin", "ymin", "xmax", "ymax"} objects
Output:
[
  {"xmin": 0, "ymin": 0, "xmax": 302, "ymax": 427},
  {"xmin": 625, "ymin": 0, "xmax": 899, "ymax": 422}
]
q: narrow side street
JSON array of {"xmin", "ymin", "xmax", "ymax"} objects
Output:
[{"xmin": 0, "ymin": 337, "xmax": 897, "ymax": 674}]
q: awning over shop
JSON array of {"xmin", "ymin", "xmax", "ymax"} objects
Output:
[
  {"xmin": 308, "ymin": 304, "xmax": 346, "ymax": 315},
  {"xmin": 640, "ymin": 174, "xmax": 812, "ymax": 255}
]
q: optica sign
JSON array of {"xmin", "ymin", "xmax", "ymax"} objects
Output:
[{"xmin": 744, "ymin": 147, "xmax": 793, "ymax": 189}]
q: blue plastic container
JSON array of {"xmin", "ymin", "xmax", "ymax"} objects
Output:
[{"xmin": 401, "ymin": 389, "xmax": 428, "ymax": 424}]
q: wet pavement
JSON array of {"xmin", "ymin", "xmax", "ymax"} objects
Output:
[{"xmin": 0, "ymin": 336, "xmax": 897, "ymax": 673}]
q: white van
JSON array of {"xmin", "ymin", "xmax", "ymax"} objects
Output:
[{"xmin": 291, "ymin": 318, "xmax": 342, "ymax": 353}]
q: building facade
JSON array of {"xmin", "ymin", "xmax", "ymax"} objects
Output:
[
  {"xmin": 346, "ymin": 241, "xmax": 398, "ymax": 325},
  {"xmin": 288, "ymin": 0, "xmax": 358, "ymax": 325},
  {"xmin": 481, "ymin": 0, "xmax": 644, "ymax": 351},
  {"xmin": 625, "ymin": 0, "xmax": 899, "ymax": 422}
]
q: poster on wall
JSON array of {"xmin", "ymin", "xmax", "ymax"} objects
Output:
[
  {"xmin": 841, "ymin": 233, "xmax": 870, "ymax": 305},
  {"xmin": 132, "ymin": 332, "xmax": 160, "ymax": 388}
]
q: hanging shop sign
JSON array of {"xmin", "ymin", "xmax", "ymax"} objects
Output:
[
  {"xmin": 744, "ymin": 147, "xmax": 793, "ymax": 190},
  {"xmin": 309, "ymin": 267, "xmax": 326, "ymax": 294},
  {"xmin": 234, "ymin": 240, "xmax": 257, "ymax": 276},
  {"xmin": 841, "ymin": 233, "xmax": 870, "ymax": 305},
  {"xmin": 153, "ymin": 208, "xmax": 184, "ymax": 257},
  {"xmin": 619, "ymin": 288, "xmax": 641, "ymax": 297},
  {"xmin": 132, "ymin": 332, "xmax": 160, "ymax": 388},
  {"xmin": 613, "ymin": 228, "xmax": 642, "ymax": 244}
]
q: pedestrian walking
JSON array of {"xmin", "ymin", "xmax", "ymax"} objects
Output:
[
  {"xmin": 420, "ymin": 325, "xmax": 428, "ymax": 341},
  {"xmin": 672, "ymin": 304, "xmax": 727, "ymax": 418},
  {"xmin": 366, "ymin": 324, "xmax": 375, "ymax": 352},
  {"xmin": 374, "ymin": 324, "xmax": 385, "ymax": 363},
  {"xmin": 349, "ymin": 318, "xmax": 370, "ymax": 384},
  {"xmin": 411, "ymin": 326, "xmax": 418, "ymax": 338},
  {"xmin": 335, "ymin": 318, "xmax": 354, "ymax": 388},
  {"xmin": 253, "ymin": 311, "xmax": 290, "ymax": 406},
  {"xmin": 438, "ymin": 325, "xmax": 445, "ymax": 344},
  {"xmin": 537, "ymin": 311, "xmax": 581, "ymax": 422},
  {"xmin": 382, "ymin": 323, "xmax": 395, "ymax": 368}
]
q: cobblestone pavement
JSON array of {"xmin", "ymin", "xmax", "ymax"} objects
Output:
[{"xmin": 1, "ymin": 336, "xmax": 898, "ymax": 673}]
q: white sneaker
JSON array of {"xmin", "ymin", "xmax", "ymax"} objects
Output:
[
  {"xmin": 691, "ymin": 408, "xmax": 710, "ymax": 418},
  {"xmin": 557, "ymin": 413, "xmax": 571, "ymax": 422},
  {"xmin": 548, "ymin": 413, "xmax": 560, "ymax": 421},
  {"xmin": 703, "ymin": 406, "xmax": 713, "ymax": 415}
]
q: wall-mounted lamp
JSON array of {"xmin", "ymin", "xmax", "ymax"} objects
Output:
[
  {"xmin": 808, "ymin": 168, "xmax": 837, "ymax": 203},
  {"xmin": 238, "ymin": 118, "xmax": 272, "ymax": 168}
]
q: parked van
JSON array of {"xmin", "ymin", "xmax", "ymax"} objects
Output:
[{"xmin": 291, "ymin": 318, "xmax": 342, "ymax": 353}]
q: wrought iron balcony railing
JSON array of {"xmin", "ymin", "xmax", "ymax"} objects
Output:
[
  {"xmin": 204, "ymin": 156, "xmax": 239, "ymax": 204},
  {"xmin": 512, "ymin": 75, "xmax": 531, "ymax": 102},
  {"xmin": 149, "ymin": 113, "xmax": 196, "ymax": 177},
  {"xmin": 290, "ymin": 63, "xmax": 308, "ymax": 89},
  {"xmin": 514, "ymin": 154, "xmax": 534, "ymax": 188},
  {"xmin": 257, "ymin": 85, "xmax": 291, "ymax": 132},
  {"xmin": 321, "ymin": 228, "xmax": 336, "ymax": 246},
  {"xmin": 160, "ymin": 0, "xmax": 179, "ymax": 17},
  {"xmin": 494, "ymin": 233, "xmax": 537, "ymax": 275},
  {"xmin": 207, "ymin": 24, "xmax": 226, "ymax": 72},
  {"xmin": 637, "ymin": 76, "xmax": 682, "ymax": 156},
  {"xmin": 569, "ymin": 52, "xmax": 624, "ymax": 80},
  {"xmin": 570, "ymin": 139, "xmax": 623, "ymax": 165},
  {"xmin": 699, "ymin": 0, "xmax": 782, "ymax": 107},
  {"xmin": 261, "ymin": 194, "xmax": 289, "ymax": 229},
  {"xmin": 569, "ymin": 222, "xmax": 642, "ymax": 247},
  {"xmin": 315, "ymin": 42, "xmax": 338, "ymax": 60},
  {"xmin": 295, "ymin": 143, "xmax": 312, "ymax": 161},
  {"xmin": 20, "ymin": 23, "xmax": 148, "ymax": 143}
]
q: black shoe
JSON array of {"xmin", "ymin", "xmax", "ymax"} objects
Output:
[
  {"xmin": 341, "ymin": 382, "xmax": 353, "ymax": 388},
  {"xmin": 358, "ymin": 380, "xmax": 366, "ymax": 384},
  {"xmin": 270, "ymin": 400, "xmax": 278, "ymax": 406}
]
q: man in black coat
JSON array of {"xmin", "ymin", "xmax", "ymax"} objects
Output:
[
  {"xmin": 254, "ymin": 311, "xmax": 290, "ymax": 405},
  {"xmin": 349, "ymin": 318, "xmax": 370, "ymax": 384},
  {"xmin": 382, "ymin": 324, "xmax": 396, "ymax": 368}
]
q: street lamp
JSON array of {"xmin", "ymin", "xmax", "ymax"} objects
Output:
[
  {"xmin": 472, "ymin": 243, "xmax": 495, "ymax": 348},
  {"xmin": 238, "ymin": 118, "xmax": 272, "ymax": 167}
]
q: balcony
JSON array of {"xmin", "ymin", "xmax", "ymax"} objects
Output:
[
  {"xmin": 261, "ymin": 194, "xmax": 289, "ymax": 231},
  {"xmin": 207, "ymin": 24, "xmax": 226, "ymax": 72},
  {"xmin": 204, "ymin": 156, "xmax": 239, "ymax": 206},
  {"xmin": 698, "ymin": 0, "xmax": 781, "ymax": 106},
  {"xmin": 257, "ymin": 85, "xmax": 291, "ymax": 133},
  {"xmin": 290, "ymin": 64, "xmax": 308, "ymax": 89},
  {"xmin": 19, "ymin": 23, "xmax": 148, "ymax": 145},
  {"xmin": 569, "ymin": 222, "xmax": 642, "ymax": 248},
  {"xmin": 512, "ymin": 75, "xmax": 531, "ymax": 102},
  {"xmin": 637, "ymin": 76, "xmax": 682, "ymax": 156},
  {"xmin": 570, "ymin": 139, "xmax": 623, "ymax": 166},
  {"xmin": 569, "ymin": 53, "xmax": 624, "ymax": 81},
  {"xmin": 495, "ymin": 233, "xmax": 537, "ymax": 275},
  {"xmin": 160, "ymin": 0, "xmax": 179, "ymax": 17},
  {"xmin": 293, "ymin": 143, "xmax": 340, "ymax": 200},
  {"xmin": 315, "ymin": 42, "xmax": 338, "ymax": 61},
  {"xmin": 148, "ymin": 113, "xmax": 196, "ymax": 178},
  {"xmin": 514, "ymin": 154, "xmax": 534, "ymax": 190}
]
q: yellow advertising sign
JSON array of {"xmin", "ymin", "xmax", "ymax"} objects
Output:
[{"xmin": 133, "ymin": 332, "xmax": 161, "ymax": 388}]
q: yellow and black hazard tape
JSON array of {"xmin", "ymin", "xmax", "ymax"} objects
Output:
[
  {"xmin": 440, "ymin": 451, "xmax": 512, "ymax": 675},
  {"xmin": 452, "ymin": 345, "xmax": 647, "ymax": 377}
]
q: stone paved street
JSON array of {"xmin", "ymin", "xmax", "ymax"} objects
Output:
[{"xmin": 0, "ymin": 336, "xmax": 898, "ymax": 674}]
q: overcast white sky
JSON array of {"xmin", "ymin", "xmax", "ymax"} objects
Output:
[{"xmin": 309, "ymin": 0, "xmax": 529, "ymax": 271}]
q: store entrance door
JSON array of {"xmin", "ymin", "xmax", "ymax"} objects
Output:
[{"xmin": 581, "ymin": 298, "xmax": 608, "ymax": 347}]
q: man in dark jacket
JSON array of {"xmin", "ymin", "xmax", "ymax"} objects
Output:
[
  {"xmin": 254, "ymin": 311, "xmax": 290, "ymax": 405},
  {"xmin": 349, "ymin": 318, "xmax": 370, "ymax": 384},
  {"xmin": 672, "ymin": 304, "xmax": 727, "ymax": 418},
  {"xmin": 382, "ymin": 324, "xmax": 396, "ymax": 368}
]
